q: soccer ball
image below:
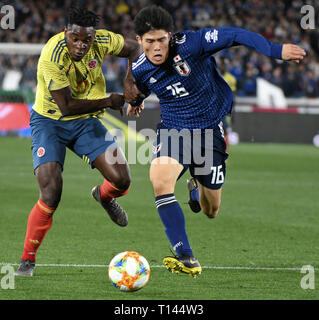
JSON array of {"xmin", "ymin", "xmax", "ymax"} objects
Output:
[{"xmin": 108, "ymin": 251, "xmax": 151, "ymax": 291}]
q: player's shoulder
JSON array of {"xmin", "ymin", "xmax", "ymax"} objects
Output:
[
  {"xmin": 132, "ymin": 52, "xmax": 148, "ymax": 74},
  {"xmin": 174, "ymin": 30, "xmax": 198, "ymax": 44},
  {"xmin": 94, "ymin": 29, "xmax": 124, "ymax": 44},
  {"xmin": 173, "ymin": 31, "xmax": 192, "ymax": 44},
  {"xmin": 94, "ymin": 29, "xmax": 112, "ymax": 43},
  {"xmin": 172, "ymin": 30, "xmax": 201, "ymax": 54},
  {"xmin": 93, "ymin": 29, "xmax": 124, "ymax": 56},
  {"xmin": 40, "ymin": 32, "xmax": 68, "ymax": 64}
]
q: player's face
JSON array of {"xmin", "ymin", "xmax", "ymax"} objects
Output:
[
  {"xmin": 137, "ymin": 30, "xmax": 171, "ymax": 65},
  {"xmin": 64, "ymin": 24, "xmax": 95, "ymax": 61}
]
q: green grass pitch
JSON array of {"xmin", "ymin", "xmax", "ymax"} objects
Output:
[{"xmin": 0, "ymin": 137, "xmax": 318, "ymax": 300}]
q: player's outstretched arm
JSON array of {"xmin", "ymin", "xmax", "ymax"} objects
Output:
[
  {"xmin": 281, "ymin": 44, "xmax": 306, "ymax": 63},
  {"xmin": 200, "ymin": 27, "xmax": 306, "ymax": 62},
  {"xmin": 50, "ymin": 86, "xmax": 125, "ymax": 117},
  {"xmin": 116, "ymin": 38, "xmax": 145, "ymax": 105}
]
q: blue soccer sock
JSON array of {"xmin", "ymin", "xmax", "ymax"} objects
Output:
[
  {"xmin": 155, "ymin": 193, "xmax": 194, "ymax": 258},
  {"xmin": 190, "ymin": 186, "xmax": 199, "ymax": 202}
]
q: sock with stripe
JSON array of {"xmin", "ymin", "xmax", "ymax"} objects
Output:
[
  {"xmin": 21, "ymin": 199, "xmax": 56, "ymax": 262},
  {"xmin": 99, "ymin": 179, "xmax": 130, "ymax": 202},
  {"xmin": 155, "ymin": 193, "xmax": 194, "ymax": 258}
]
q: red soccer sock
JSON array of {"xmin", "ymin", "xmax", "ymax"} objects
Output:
[
  {"xmin": 21, "ymin": 199, "xmax": 56, "ymax": 262},
  {"xmin": 99, "ymin": 179, "xmax": 130, "ymax": 202}
]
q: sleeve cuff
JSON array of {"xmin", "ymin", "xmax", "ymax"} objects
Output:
[
  {"xmin": 130, "ymin": 97, "xmax": 145, "ymax": 107},
  {"xmin": 270, "ymin": 43, "xmax": 283, "ymax": 59}
]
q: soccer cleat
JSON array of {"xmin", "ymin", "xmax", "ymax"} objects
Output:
[
  {"xmin": 163, "ymin": 255, "xmax": 202, "ymax": 277},
  {"xmin": 15, "ymin": 259, "xmax": 35, "ymax": 277},
  {"xmin": 187, "ymin": 178, "xmax": 201, "ymax": 213},
  {"xmin": 91, "ymin": 186, "xmax": 128, "ymax": 227}
]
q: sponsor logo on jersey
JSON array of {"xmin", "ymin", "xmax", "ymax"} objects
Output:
[
  {"xmin": 205, "ymin": 29, "xmax": 219, "ymax": 43},
  {"xmin": 88, "ymin": 59, "xmax": 98, "ymax": 69},
  {"xmin": 37, "ymin": 147, "xmax": 45, "ymax": 158},
  {"xmin": 173, "ymin": 55, "xmax": 191, "ymax": 76}
]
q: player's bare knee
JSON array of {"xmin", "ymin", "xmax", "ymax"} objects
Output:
[{"xmin": 112, "ymin": 175, "xmax": 131, "ymax": 191}]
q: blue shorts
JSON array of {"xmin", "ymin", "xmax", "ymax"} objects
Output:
[
  {"xmin": 30, "ymin": 110, "xmax": 117, "ymax": 171},
  {"xmin": 152, "ymin": 122, "xmax": 228, "ymax": 190}
]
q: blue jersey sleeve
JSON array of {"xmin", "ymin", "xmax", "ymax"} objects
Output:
[{"xmin": 196, "ymin": 27, "xmax": 283, "ymax": 59}]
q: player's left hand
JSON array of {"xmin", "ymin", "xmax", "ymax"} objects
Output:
[
  {"xmin": 126, "ymin": 103, "xmax": 144, "ymax": 118},
  {"xmin": 282, "ymin": 44, "xmax": 306, "ymax": 63},
  {"xmin": 123, "ymin": 77, "xmax": 146, "ymax": 105}
]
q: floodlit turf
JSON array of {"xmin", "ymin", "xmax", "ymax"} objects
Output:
[{"xmin": 0, "ymin": 137, "xmax": 318, "ymax": 300}]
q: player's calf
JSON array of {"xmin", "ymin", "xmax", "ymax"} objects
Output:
[
  {"xmin": 35, "ymin": 162, "xmax": 63, "ymax": 208},
  {"xmin": 198, "ymin": 186, "xmax": 222, "ymax": 219},
  {"xmin": 202, "ymin": 204, "xmax": 220, "ymax": 219}
]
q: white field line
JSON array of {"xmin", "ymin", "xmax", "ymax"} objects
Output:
[{"xmin": 0, "ymin": 262, "xmax": 311, "ymax": 271}]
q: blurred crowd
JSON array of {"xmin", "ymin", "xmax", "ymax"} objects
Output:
[{"xmin": 0, "ymin": 0, "xmax": 319, "ymax": 97}]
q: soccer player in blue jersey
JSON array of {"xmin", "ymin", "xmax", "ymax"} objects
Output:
[{"xmin": 127, "ymin": 5, "xmax": 306, "ymax": 277}]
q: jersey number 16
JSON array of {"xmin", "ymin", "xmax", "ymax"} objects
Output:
[
  {"xmin": 211, "ymin": 165, "xmax": 224, "ymax": 184},
  {"xmin": 166, "ymin": 82, "xmax": 189, "ymax": 98}
]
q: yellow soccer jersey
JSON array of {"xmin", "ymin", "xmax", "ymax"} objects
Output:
[
  {"xmin": 222, "ymin": 72, "xmax": 237, "ymax": 93},
  {"xmin": 33, "ymin": 29, "xmax": 124, "ymax": 120}
]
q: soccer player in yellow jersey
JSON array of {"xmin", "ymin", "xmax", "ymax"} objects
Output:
[{"xmin": 15, "ymin": 7, "xmax": 143, "ymax": 276}]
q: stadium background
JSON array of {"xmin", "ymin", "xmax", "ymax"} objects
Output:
[
  {"xmin": 0, "ymin": 0, "xmax": 318, "ymax": 302},
  {"xmin": 0, "ymin": 0, "xmax": 319, "ymax": 143}
]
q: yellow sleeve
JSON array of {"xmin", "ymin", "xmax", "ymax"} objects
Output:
[
  {"xmin": 40, "ymin": 59, "xmax": 70, "ymax": 91},
  {"xmin": 95, "ymin": 30, "xmax": 125, "ymax": 58}
]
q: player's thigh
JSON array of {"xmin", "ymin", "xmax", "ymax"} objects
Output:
[
  {"xmin": 71, "ymin": 117, "xmax": 130, "ymax": 188},
  {"xmin": 30, "ymin": 110, "xmax": 67, "ymax": 172},
  {"xmin": 150, "ymin": 157, "xmax": 184, "ymax": 196}
]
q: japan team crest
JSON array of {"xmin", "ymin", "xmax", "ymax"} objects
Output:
[{"xmin": 173, "ymin": 55, "xmax": 191, "ymax": 76}]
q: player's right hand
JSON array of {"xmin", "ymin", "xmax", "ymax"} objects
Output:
[
  {"xmin": 109, "ymin": 93, "xmax": 125, "ymax": 116},
  {"xmin": 126, "ymin": 103, "xmax": 144, "ymax": 118}
]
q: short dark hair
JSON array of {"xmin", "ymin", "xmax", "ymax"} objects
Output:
[
  {"xmin": 67, "ymin": 6, "xmax": 100, "ymax": 28},
  {"xmin": 133, "ymin": 5, "xmax": 173, "ymax": 37}
]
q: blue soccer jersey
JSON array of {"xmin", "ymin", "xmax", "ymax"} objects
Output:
[{"xmin": 132, "ymin": 27, "xmax": 282, "ymax": 130}]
